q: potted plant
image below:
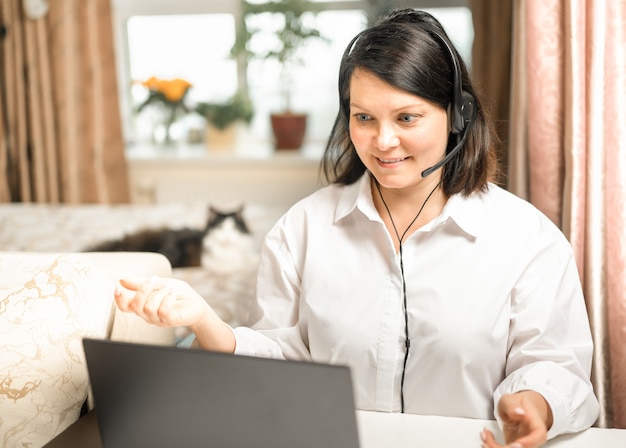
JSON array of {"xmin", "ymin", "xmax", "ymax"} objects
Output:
[
  {"xmin": 195, "ymin": 92, "xmax": 254, "ymax": 151},
  {"xmin": 231, "ymin": 0, "xmax": 327, "ymax": 150},
  {"xmin": 136, "ymin": 76, "xmax": 192, "ymax": 146}
]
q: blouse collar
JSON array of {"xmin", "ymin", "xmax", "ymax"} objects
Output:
[{"xmin": 334, "ymin": 172, "xmax": 488, "ymax": 239}]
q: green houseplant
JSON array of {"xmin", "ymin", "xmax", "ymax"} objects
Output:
[
  {"xmin": 231, "ymin": 0, "xmax": 327, "ymax": 150},
  {"xmin": 195, "ymin": 92, "xmax": 254, "ymax": 131},
  {"xmin": 195, "ymin": 92, "xmax": 254, "ymax": 151}
]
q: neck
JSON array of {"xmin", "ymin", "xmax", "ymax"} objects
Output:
[{"xmin": 372, "ymin": 179, "xmax": 444, "ymax": 250}]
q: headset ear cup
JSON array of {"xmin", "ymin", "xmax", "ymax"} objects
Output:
[
  {"xmin": 451, "ymin": 103, "xmax": 464, "ymax": 134},
  {"xmin": 451, "ymin": 90, "xmax": 476, "ymax": 133},
  {"xmin": 456, "ymin": 90, "xmax": 477, "ymax": 133}
]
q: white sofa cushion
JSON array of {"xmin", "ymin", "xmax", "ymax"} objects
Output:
[{"xmin": 0, "ymin": 253, "xmax": 113, "ymax": 448}]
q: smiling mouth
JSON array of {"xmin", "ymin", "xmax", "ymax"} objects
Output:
[{"xmin": 377, "ymin": 157, "xmax": 409, "ymax": 163}]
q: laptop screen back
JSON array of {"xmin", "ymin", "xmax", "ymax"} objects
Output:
[{"xmin": 83, "ymin": 338, "xmax": 360, "ymax": 448}]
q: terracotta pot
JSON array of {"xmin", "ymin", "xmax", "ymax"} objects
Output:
[{"xmin": 270, "ymin": 112, "xmax": 307, "ymax": 150}]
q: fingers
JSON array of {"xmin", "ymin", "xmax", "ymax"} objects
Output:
[
  {"xmin": 119, "ymin": 276, "xmax": 151, "ymax": 292},
  {"xmin": 494, "ymin": 393, "xmax": 549, "ymax": 448},
  {"xmin": 114, "ymin": 276, "xmax": 210, "ymax": 329},
  {"xmin": 499, "ymin": 396, "xmax": 530, "ymax": 438},
  {"xmin": 114, "ymin": 283, "xmax": 133, "ymax": 311},
  {"xmin": 115, "ymin": 276, "xmax": 180, "ymax": 326},
  {"xmin": 480, "ymin": 428, "xmax": 523, "ymax": 448},
  {"xmin": 114, "ymin": 276, "xmax": 154, "ymax": 311},
  {"xmin": 481, "ymin": 428, "xmax": 500, "ymax": 447},
  {"xmin": 502, "ymin": 412, "xmax": 546, "ymax": 448},
  {"xmin": 143, "ymin": 285, "xmax": 172, "ymax": 318}
]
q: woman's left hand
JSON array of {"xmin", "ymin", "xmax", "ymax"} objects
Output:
[{"xmin": 480, "ymin": 391, "xmax": 552, "ymax": 448}]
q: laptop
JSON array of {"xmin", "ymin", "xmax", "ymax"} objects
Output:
[{"xmin": 82, "ymin": 338, "xmax": 361, "ymax": 448}]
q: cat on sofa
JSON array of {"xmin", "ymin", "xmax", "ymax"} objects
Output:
[{"xmin": 86, "ymin": 206, "xmax": 252, "ymax": 269}]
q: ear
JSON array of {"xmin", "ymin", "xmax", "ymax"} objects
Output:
[
  {"xmin": 206, "ymin": 207, "xmax": 220, "ymax": 230},
  {"xmin": 234, "ymin": 204, "xmax": 246, "ymax": 219}
]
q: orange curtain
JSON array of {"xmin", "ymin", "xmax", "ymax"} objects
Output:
[
  {"xmin": 0, "ymin": 0, "xmax": 129, "ymax": 203},
  {"xmin": 509, "ymin": 0, "xmax": 626, "ymax": 428}
]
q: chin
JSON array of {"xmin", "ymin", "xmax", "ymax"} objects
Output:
[{"xmin": 371, "ymin": 175, "xmax": 418, "ymax": 191}]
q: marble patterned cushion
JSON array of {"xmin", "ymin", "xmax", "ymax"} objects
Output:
[{"xmin": 0, "ymin": 253, "xmax": 114, "ymax": 448}]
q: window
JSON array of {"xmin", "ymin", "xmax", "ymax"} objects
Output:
[
  {"xmin": 126, "ymin": 13, "xmax": 238, "ymax": 144},
  {"xmin": 111, "ymin": 0, "xmax": 473, "ymax": 156}
]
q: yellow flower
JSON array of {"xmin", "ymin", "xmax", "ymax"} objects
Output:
[
  {"xmin": 161, "ymin": 78, "xmax": 192, "ymax": 102},
  {"xmin": 140, "ymin": 76, "xmax": 160, "ymax": 91},
  {"xmin": 136, "ymin": 76, "xmax": 192, "ymax": 115},
  {"xmin": 138, "ymin": 77, "xmax": 192, "ymax": 103}
]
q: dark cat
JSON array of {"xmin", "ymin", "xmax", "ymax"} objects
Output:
[{"xmin": 86, "ymin": 206, "xmax": 251, "ymax": 268}]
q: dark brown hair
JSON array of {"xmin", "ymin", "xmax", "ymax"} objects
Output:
[{"xmin": 321, "ymin": 9, "xmax": 499, "ymax": 196}]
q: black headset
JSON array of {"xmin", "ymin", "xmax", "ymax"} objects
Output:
[{"xmin": 410, "ymin": 11, "xmax": 478, "ymax": 177}]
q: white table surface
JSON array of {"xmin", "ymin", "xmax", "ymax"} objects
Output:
[{"xmin": 356, "ymin": 410, "xmax": 626, "ymax": 447}]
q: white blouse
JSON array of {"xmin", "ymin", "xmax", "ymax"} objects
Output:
[{"xmin": 233, "ymin": 173, "xmax": 599, "ymax": 438}]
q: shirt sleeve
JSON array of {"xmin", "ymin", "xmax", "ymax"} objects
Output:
[
  {"xmin": 232, "ymin": 217, "xmax": 311, "ymax": 361},
  {"xmin": 494, "ymin": 241, "xmax": 600, "ymax": 438}
]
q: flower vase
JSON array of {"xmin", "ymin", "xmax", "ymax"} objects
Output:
[{"xmin": 152, "ymin": 121, "xmax": 177, "ymax": 147}]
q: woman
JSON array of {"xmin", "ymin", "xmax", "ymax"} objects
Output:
[{"xmin": 115, "ymin": 9, "xmax": 599, "ymax": 448}]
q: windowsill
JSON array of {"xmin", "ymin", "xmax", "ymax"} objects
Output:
[{"xmin": 126, "ymin": 141, "xmax": 325, "ymax": 165}]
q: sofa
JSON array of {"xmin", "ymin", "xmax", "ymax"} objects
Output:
[
  {"xmin": 0, "ymin": 201, "xmax": 282, "ymax": 328},
  {"xmin": 0, "ymin": 251, "xmax": 176, "ymax": 448}
]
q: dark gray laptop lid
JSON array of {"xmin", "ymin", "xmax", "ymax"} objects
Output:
[{"xmin": 83, "ymin": 338, "xmax": 360, "ymax": 448}]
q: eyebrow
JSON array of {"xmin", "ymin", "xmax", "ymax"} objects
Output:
[{"xmin": 349, "ymin": 101, "xmax": 430, "ymax": 113}]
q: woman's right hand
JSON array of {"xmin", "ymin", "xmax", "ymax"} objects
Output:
[
  {"xmin": 115, "ymin": 276, "xmax": 209, "ymax": 328},
  {"xmin": 115, "ymin": 276, "xmax": 236, "ymax": 352}
]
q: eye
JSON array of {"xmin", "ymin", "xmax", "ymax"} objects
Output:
[
  {"xmin": 353, "ymin": 113, "xmax": 371, "ymax": 122},
  {"xmin": 398, "ymin": 114, "xmax": 419, "ymax": 124}
]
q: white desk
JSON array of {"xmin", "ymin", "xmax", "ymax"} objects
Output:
[
  {"xmin": 356, "ymin": 411, "xmax": 626, "ymax": 447},
  {"xmin": 44, "ymin": 409, "xmax": 626, "ymax": 447}
]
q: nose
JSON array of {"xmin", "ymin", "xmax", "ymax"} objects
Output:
[{"xmin": 375, "ymin": 122, "xmax": 400, "ymax": 150}]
